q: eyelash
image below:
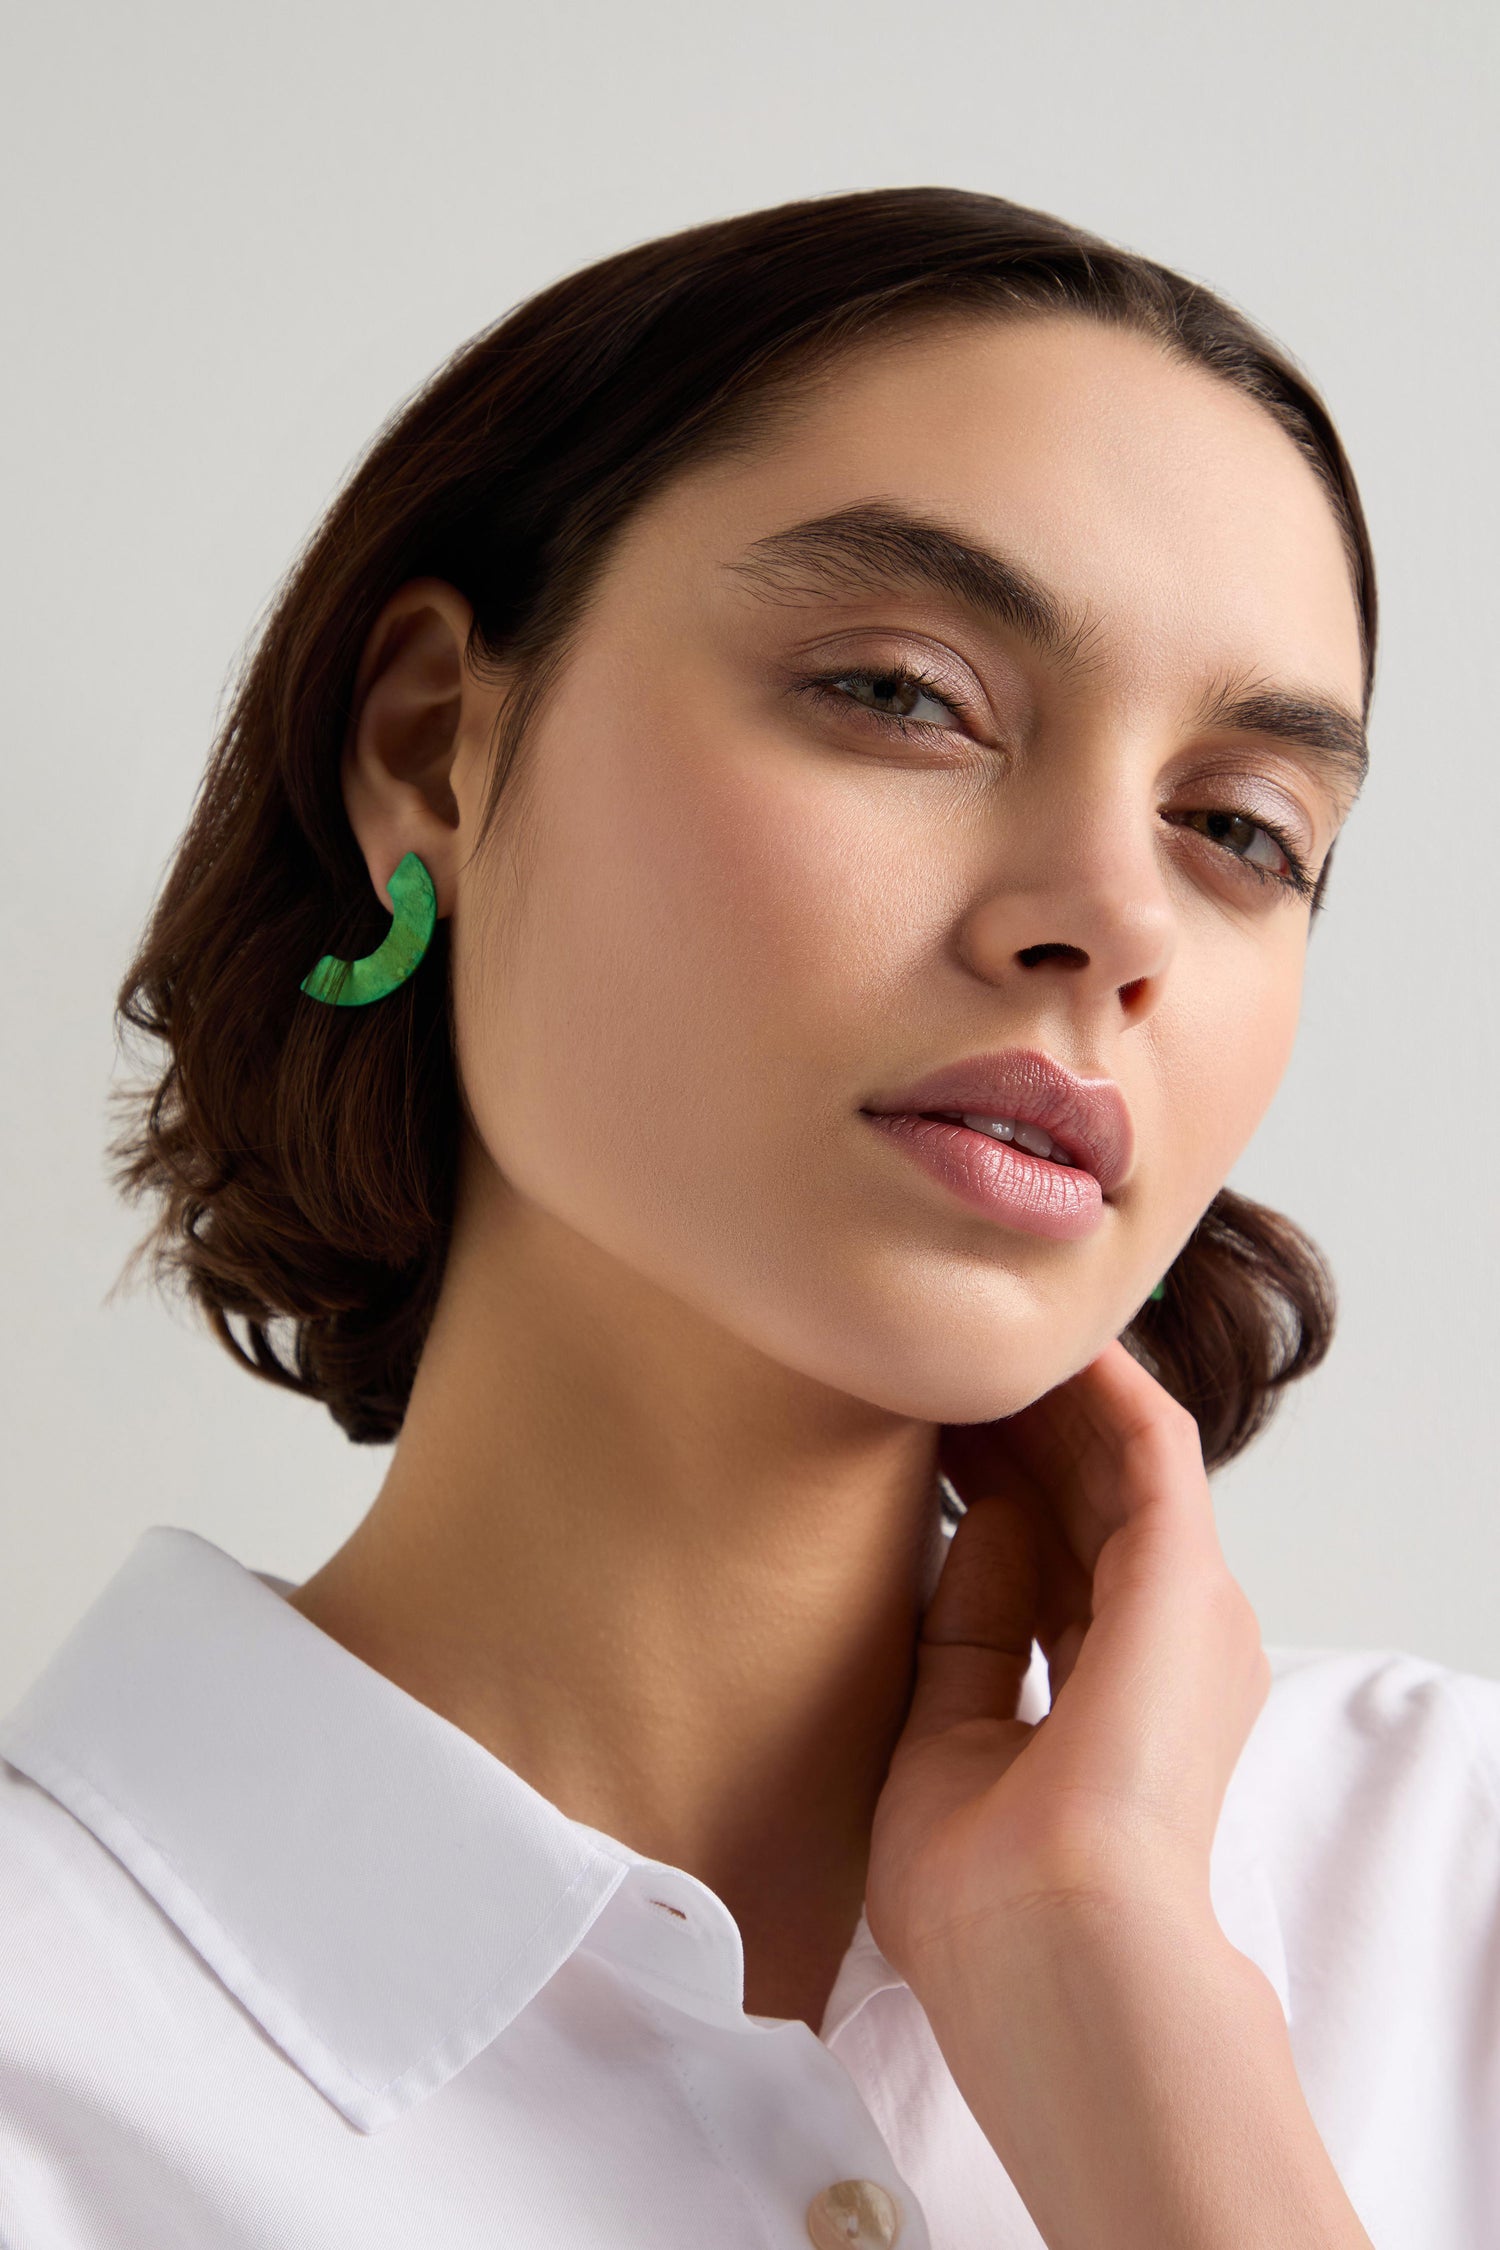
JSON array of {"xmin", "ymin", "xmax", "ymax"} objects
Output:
[{"xmin": 802, "ymin": 663, "xmax": 1318, "ymax": 903}]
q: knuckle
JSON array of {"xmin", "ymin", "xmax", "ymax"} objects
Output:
[
  {"xmin": 1204, "ymin": 1575, "xmax": 1270, "ymax": 1698},
  {"xmin": 1151, "ymin": 1395, "xmax": 1205, "ymax": 1453},
  {"xmin": 1120, "ymin": 1407, "xmax": 1208, "ymax": 1508},
  {"xmin": 1201, "ymin": 1564, "xmax": 1258, "ymax": 1639},
  {"xmin": 1166, "ymin": 1394, "xmax": 1205, "ymax": 1443}
]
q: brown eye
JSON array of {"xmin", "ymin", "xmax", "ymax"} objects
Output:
[
  {"xmin": 1171, "ymin": 808, "xmax": 1314, "ymax": 899},
  {"xmin": 1187, "ymin": 809, "xmax": 1288, "ymax": 873},
  {"xmin": 820, "ymin": 666, "xmax": 962, "ymax": 729}
]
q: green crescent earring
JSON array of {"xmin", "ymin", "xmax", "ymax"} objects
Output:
[
  {"xmin": 1148, "ymin": 1278, "xmax": 1167, "ymax": 1302},
  {"xmin": 299, "ymin": 850, "xmax": 438, "ymax": 1006}
]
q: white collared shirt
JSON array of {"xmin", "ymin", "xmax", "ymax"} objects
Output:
[{"xmin": 0, "ymin": 1524, "xmax": 1496, "ymax": 2250}]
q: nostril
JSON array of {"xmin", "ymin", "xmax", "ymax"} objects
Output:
[{"xmin": 1016, "ymin": 940, "xmax": 1083, "ymax": 967}]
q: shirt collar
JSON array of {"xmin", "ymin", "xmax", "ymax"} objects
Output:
[
  {"xmin": 0, "ymin": 1521, "xmax": 1289, "ymax": 2135},
  {"xmin": 0, "ymin": 1527, "xmax": 648, "ymax": 2131}
]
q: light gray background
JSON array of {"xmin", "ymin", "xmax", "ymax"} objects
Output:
[{"xmin": 3, "ymin": 0, "xmax": 1495, "ymax": 1707}]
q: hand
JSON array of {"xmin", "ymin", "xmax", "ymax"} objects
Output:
[
  {"xmin": 863, "ymin": 1340, "xmax": 1375, "ymax": 2250},
  {"xmin": 866, "ymin": 1336, "xmax": 1272, "ymax": 1985}
]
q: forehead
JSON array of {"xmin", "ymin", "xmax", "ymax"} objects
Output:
[{"xmin": 625, "ymin": 313, "xmax": 1365, "ymax": 717}]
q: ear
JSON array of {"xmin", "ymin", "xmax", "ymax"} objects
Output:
[{"xmin": 340, "ymin": 577, "xmax": 501, "ymax": 919}]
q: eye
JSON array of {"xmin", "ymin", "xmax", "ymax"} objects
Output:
[
  {"xmin": 804, "ymin": 664, "xmax": 966, "ymax": 734},
  {"xmin": 1170, "ymin": 807, "xmax": 1316, "ymax": 901}
]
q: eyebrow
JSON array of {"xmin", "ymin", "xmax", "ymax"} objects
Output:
[
  {"xmin": 1188, "ymin": 678, "xmax": 1368, "ymax": 808},
  {"xmin": 728, "ymin": 501, "xmax": 1369, "ymax": 809}
]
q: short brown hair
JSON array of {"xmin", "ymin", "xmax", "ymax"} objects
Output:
[{"xmin": 109, "ymin": 185, "xmax": 1374, "ymax": 1482}]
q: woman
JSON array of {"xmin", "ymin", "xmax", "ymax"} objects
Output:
[{"xmin": 0, "ymin": 186, "xmax": 1494, "ymax": 2250}]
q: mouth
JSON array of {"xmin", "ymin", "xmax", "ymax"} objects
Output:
[
  {"xmin": 860, "ymin": 1047, "xmax": 1133, "ymax": 1201},
  {"xmin": 909, "ymin": 1110, "xmax": 1085, "ymax": 1171},
  {"xmin": 858, "ymin": 1108, "xmax": 1110, "ymax": 1242}
]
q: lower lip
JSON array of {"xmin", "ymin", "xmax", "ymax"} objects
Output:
[{"xmin": 860, "ymin": 1112, "xmax": 1106, "ymax": 1241}]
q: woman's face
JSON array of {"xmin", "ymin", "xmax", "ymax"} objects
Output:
[{"xmin": 447, "ymin": 313, "xmax": 1366, "ymax": 1423}]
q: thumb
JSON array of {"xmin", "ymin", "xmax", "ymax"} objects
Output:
[{"xmin": 902, "ymin": 1462, "xmax": 1042, "ymax": 1753}]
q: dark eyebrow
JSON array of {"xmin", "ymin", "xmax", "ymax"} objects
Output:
[
  {"xmin": 728, "ymin": 499, "xmax": 1369, "ymax": 809},
  {"xmin": 728, "ymin": 500, "xmax": 1104, "ymax": 678},
  {"xmin": 1189, "ymin": 676, "xmax": 1369, "ymax": 811}
]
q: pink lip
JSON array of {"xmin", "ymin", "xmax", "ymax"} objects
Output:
[{"xmin": 858, "ymin": 1047, "xmax": 1133, "ymax": 1241}]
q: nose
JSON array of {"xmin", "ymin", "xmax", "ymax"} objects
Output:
[{"xmin": 959, "ymin": 774, "xmax": 1177, "ymax": 1020}]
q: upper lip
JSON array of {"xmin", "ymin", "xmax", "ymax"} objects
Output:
[{"xmin": 862, "ymin": 1047, "xmax": 1134, "ymax": 1197}]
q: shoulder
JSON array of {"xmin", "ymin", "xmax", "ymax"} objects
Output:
[
  {"xmin": 1228, "ymin": 1646, "xmax": 1500, "ymax": 2227},
  {"xmin": 1242, "ymin": 1642, "xmax": 1500, "ymax": 1862},
  {"xmin": 1253, "ymin": 1640, "xmax": 1500, "ymax": 1814},
  {"xmin": 1234, "ymin": 1644, "xmax": 1500, "ymax": 2021}
]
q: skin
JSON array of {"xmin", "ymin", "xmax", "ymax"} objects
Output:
[{"xmin": 287, "ymin": 312, "xmax": 1373, "ymax": 2244}]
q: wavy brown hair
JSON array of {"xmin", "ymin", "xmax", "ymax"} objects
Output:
[{"xmin": 109, "ymin": 185, "xmax": 1373, "ymax": 1491}]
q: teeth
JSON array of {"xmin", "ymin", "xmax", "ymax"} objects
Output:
[{"xmin": 957, "ymin": 1113, "xmax": 1074, "ymax": 1166}]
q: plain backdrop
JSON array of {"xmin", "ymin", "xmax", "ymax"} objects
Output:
[{"xmin": 2, "ymin": 0, "xmax": 1496, "ymax": 1708}]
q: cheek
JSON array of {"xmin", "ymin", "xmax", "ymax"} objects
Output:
[
  {"xmin": 1150, "ymin": 928, "xmax": 1306, "ymax": 1226},
  {"xmin": 446, "ymin": 636, "xmax": 1315, "ymax": 1423},
  {"xmin": 450, "ymin": 672, "xmax": 916, "ymax": 1269}
]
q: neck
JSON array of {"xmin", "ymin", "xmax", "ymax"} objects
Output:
[{"xmin": 286, "ymin": 1150, "xmax": 948, "ymax": 2017}]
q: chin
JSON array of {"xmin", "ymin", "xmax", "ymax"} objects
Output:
[{"xmin": 749, "ymin": 1273, "xmax": 1104, "ymax": 1427}]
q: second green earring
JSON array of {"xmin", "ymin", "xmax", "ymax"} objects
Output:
[{"xmin": 299, "ymin": 850, "xmax": 438, "ymax": 1006}]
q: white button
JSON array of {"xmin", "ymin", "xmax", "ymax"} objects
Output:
[{"xmin": 805, "ymin": 2178, "xmax": 902, "ymax": 2247}]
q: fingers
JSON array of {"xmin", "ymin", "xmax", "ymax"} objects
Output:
[
  {"xmin": 904, "ymin": 1470, "xmax": 1042, "ymax": 1750},
  {"xmin": 939, "ymin": 1418, "xmax": 1095, "ymax": 1689},
  {"xmin": 926, "ymin": 1344, "xmax": 1269, "ymax": 1885},
  {"xmin": 993, "ymin": 1341, "xmax": 1223, "ymax": 1581},
  {"xmin": 937, "ymin": 1343, "xmax": 1239, "ymax": 1749}
]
